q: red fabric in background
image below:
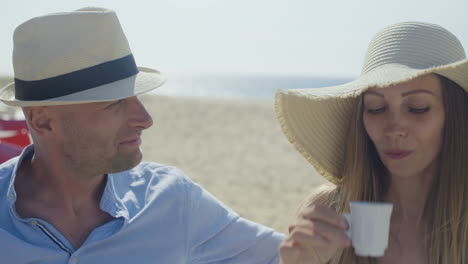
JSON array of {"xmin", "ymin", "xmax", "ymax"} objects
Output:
[{"xmin": 0, "ymin": 119, "xmax": 30, "ymax": 163}]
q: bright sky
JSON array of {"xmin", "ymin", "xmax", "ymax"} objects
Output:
[{"xmin": 1, "ymin": 0, "xmax": 467, "ymax": 78}]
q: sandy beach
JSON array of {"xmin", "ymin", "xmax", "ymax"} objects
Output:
[{"xmin": 139, "ymin": 94, "xmax": 327, "ymax": 233}]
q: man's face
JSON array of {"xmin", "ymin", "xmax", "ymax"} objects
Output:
[{"xmin": 52, "ymin": 96, "xmax": 153, "ymax": 175}]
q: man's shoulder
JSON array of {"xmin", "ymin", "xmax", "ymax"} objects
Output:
[
  {"xmin": 130, "ymin": 162, "xmax": 190, "ymax": 182},
  {"xmin": 109, "ymin": 163, "xmax": 196, "ymax": 217},
  {"xmin": 111, "ymin": 162, "xmax": 194, "ymax": 192}
]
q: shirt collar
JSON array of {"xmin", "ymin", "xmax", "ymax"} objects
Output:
[
  {"xmin": 100, "ymin": 175, "xmax": 129, "ymax": 219},
  {"xmin": 6, "ymin": 144, "xmax": 34, "ymax": 208}
]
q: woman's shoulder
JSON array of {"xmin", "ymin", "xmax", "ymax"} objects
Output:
[
  {"xmin": 305, "ymin": 183, "xmax": 339, "ymax": 205},
  {"xmin": 294, "ymin": 183, "xmax": 341, "ymax": 217}
]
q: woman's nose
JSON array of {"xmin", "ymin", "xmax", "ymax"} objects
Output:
[
  {"xmin": 385, "ymin": 128, "xmax": 407, "ymax": 138},
  {"xmin": 383, "ymin": 112, "xmax": 407, "ymax": 138}
]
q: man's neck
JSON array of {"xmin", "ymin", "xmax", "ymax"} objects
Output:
[
  {"xmin": 14, "ymin": 154, "xmax": 114, "ymax": 249},
  {"xmin": 15, "ymin": 154, "xmax": 108, "ymax": 215}
]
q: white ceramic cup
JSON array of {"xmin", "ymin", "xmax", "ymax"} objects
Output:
[{"xmin": 343, "ymin": 202, "xmax": 393, "ymax": 257}]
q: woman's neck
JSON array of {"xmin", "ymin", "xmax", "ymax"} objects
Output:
[{"xmin": 384, "ymin": 167, "xmax": 437, "ymax": 223}]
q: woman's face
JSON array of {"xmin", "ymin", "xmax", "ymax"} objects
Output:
[{"xmin": 362, "ymin": 74, "xmax": 445, "ymax": 179}]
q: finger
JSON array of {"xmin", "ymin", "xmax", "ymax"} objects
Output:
[
  {"xmin": 279, "ymin": 242, "xmax": 301, "ymax": 263},
  {"xmin": 280, "ymin": 240, "xmax": 317, "ymax": 264},
  {"xmin": 300, "ymin": 205, "xmax": 348, "ymax": 229},
  {"xmin": 287, "ymin": 225, "xmax": 331, "ymax": 248},
  {"xmin": 287, "ymin": 228, "xmax": 339, "ymax": 263},
  {"xmin": 290, "ymin": 220, "xmax": 351, "ymax": 247}
]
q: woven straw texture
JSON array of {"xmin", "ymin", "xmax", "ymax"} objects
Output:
[
  {"xmin": 275, "ymin": 22, "xmax": 468, "ymax": 183},
  {"xmin": 0, "ymin": 7, "xmax": 165, "ymax": 106}
]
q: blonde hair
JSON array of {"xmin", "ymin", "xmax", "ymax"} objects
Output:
[{"xmin": 302, "ymin": 75, "xmax": 468, "ymax": 263}]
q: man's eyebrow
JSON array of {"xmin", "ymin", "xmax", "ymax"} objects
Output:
[{"xmin": 364, "ymin": 89, "xmax": 436, "ymax": 97}]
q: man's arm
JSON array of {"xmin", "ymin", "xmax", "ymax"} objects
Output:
[{"xmin": 180, "ymin": 171, "xmax": 285, "ymax": 264}]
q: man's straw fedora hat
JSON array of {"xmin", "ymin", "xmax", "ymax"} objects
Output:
[
  {"xmin": 275, "ymin": 21, "xmax": 468, "ymax": 184},
  {"xmin": 0, "ymin": 7, "xmax": 166, "ymax": 107}
]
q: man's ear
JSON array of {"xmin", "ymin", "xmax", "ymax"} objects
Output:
[{"xmin": 24, "ymin": 107, "xmax": 53, "ymax": 135}]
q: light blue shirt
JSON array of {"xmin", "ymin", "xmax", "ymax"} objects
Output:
[{"xmin": 0, "ymin": 145, "xmax": 285, "ymax": 263}]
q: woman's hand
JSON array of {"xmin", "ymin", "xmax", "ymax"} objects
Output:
[{"xmin": 279, "ymin": 204, "xmax": 351, "ymax": 264}]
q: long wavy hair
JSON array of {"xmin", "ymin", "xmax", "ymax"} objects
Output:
[{"xmin": 308, "ymin": 75, "xmax": 468, "ymax": 263}]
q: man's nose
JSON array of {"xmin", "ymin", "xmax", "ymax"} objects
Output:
[{"xmin": 127, "ymin": 97, "xmax": 153, "ymax": 129}]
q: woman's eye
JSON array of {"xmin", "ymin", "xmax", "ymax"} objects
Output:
[
  {"xmin": 366, "ymin": 106, "xmax": 386, "ymax": 114},
  {"xmin": 409, "ymin": 107, "xmax": 430, "ymax": 113}
]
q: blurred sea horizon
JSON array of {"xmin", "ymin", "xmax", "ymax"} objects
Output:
[
  {"xmin": 154, "ymin": 72, "xmax": 353, "ymax": 100},
  {"xmin": 0, "ymin": 73, "xmax": 353, "ymax": 101}
]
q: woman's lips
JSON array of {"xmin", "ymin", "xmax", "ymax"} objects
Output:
[{"xmin": 384, "ymin": 150, "xmax": 413, "ymax": 160}]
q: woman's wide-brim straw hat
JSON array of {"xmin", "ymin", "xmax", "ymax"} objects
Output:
[
  {"xmin": 275, "ymin": 22, "xmax": 468, "ymax": 184},
  {"xmin": 0, "ymin": 7, "xmax": 166, "ymax": 107}
]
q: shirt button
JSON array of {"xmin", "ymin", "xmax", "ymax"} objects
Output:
[
  {"xmin": 30, "ymin": 220, "xmax": 38, "ymax": 226},
  {"xmin": 8, "ymin": 193, "xmax": 14, "ymax": 201},
  {"xmin": 71, "ymin": 257, "xmax": 78, "ymax": 264}
]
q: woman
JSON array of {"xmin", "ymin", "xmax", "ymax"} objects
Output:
[{"xmin": 275, "ymin": 22, "xmax": 468, "ymax": 263}]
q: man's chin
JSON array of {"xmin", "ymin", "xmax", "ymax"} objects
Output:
[{"xmin": 109, "ymin": 151, "xmax": 143, "ymax": 173}]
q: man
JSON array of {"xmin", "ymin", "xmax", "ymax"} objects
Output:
[{"xmin": 0, "ymin": 7, "xmax": 284, "ymax": 263}]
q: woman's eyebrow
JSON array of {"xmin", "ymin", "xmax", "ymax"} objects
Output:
[
  {"xmin": 364, "ymin": 89, "xmax": 436, "ymax": 97},
  {"xmin": 401, "ymin": 89, "xmax": 436, "ymax": 97}
]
